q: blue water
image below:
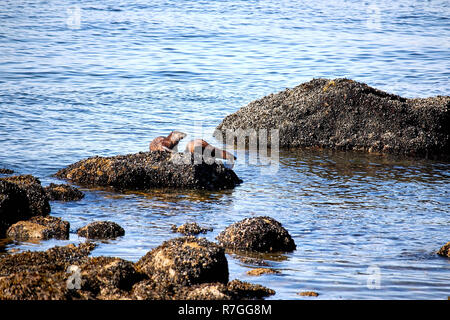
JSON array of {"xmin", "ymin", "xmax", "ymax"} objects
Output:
[{"xmin": 0, "ymin": 0, "xmax": 449, "ymax": 299}]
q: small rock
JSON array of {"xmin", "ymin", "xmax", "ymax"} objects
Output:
[
  {"xmin": 437, "ymin": 242, "xmax": 450, "ymax": 257},
  {"xmin": 0, "ymin": 168, "xmax": 14, "ymax": 174},
  {"xmin": 246, "ymin": 268, "xmax": 280, "ymax": 276},
  {"xmin": 216, "ymin": 216, "xmax": 296, "ymax": 253},
  {"xmin": 171, "ymin": 222, "xmax": 213, "ymax": 235},
  {"xmin": 77, "ymin": 221, "xmax": 125, "ymax": 239},
  {"xmin": 44, "ymin": 183, "xmax": 84, "ymax": 201},
  {"xmin": 136, "ymin": 236, "xmax": 229, "ymax": 287},
  {"xmin": 297, "ymin": 291, "xmax": 319, "ymax": 297},
  {"xmin": 6, "ymin": 216, "xmax": 70, "ymax": 241}
]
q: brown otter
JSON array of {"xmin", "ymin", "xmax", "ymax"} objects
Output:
[
  {"xmin": 149, "ymin": 131, "xmax": 187, "ymax": 152},
  {"xmin": 185, "ymin": 139, "xmax": 236, "ymax": 162}
]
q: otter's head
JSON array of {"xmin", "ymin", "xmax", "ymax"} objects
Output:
[{"xmin": 169, "ymin": 131, "xmax": 187, "ymax": 142}]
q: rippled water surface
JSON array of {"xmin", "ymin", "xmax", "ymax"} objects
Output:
[{"xmin": 0, "ymin": 0, "xmax": 449, "ymax": 299}]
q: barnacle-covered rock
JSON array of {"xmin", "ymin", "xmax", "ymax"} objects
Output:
[
  {"xmin": 217, "ymin": 216, "xmax": 296, "ymax": 253},
  {"xmin": 55, "ymin": 151, "xmax": 242, "ymax": 191},
  {"xmin": 215, "ymin": 78, "xmax": 450, "ymax": 160}
]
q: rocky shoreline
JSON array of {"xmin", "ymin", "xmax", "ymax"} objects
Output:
[{"xmin": 0, "ymin": 174, "xmax": 293, "ymax": 300}]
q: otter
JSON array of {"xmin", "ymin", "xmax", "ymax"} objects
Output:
[
  {"xmin": 185, "ymin": 139, "xmax": 236, "ymax": 162},
  {"xmin": 149, "ymin": 131, "xmax": 187, "ymax": 152}
]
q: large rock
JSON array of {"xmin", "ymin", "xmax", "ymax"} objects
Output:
[
  {"xmin": 0, "ymin": 175, "xmax": 51, "ymax": 236},
  {"xmin": 136, "ymin": 236, "xmax": 229, "ymax": 287},
  {"xmin": 6, "ymin": 216, "xmax": 70, "ymax": 241},
  {"xmin": 215, "ymin": 78, "xmax": 450, "ymax": 160},
  {"xmin": 55, "ymin": 151, "xmax": 242, "ymax": 191},
  {"xmin": 217, "ymin": 216, "xmax": 296, "ymax": 253}
]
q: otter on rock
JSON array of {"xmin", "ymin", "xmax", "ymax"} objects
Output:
[
  {"xmin": 149, "ymin": 131, "xmax": 187, "ymax": 152},
  {"xmin": 185, "ymin": 139, "xmax": 236, "ymax": 162}
]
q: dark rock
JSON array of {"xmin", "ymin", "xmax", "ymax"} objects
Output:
[
  {"xmin": 437, "ymin": 242, "xmax": 450, "ymax": 257},
  {"xmin": 44, "ymin": 183, "xmax": 84, "ymax": 201},
  {"xmin": 136, "ymin": 236, "xmax": 229, "ymax": 287},
  {"xmin": 216, "ymin": 216, "xmax": 296, "ymax": 253},
  {"xmin": 54, "ymin": 151, "xmax": 242, "ymax": 191},
  {"xmin": 6, "ymin": 216, "xmax": 70, "ymax": 241},
  {"xmin": 0, "ymin": 168, "xmax": 14, "ymax": 174},
  {"xmin": 171, "ymin": 222, "xmax": 213, "ymax": 235},
  {"xmin": 0, "ymin": 175, "xmax": 50, "ymax": 236},
  {"xmin": 77, "ymin": 221, "xmax": 125, "ymax": 239},
  {"xmin": 215, "ymin": 78, "xmax": 450, "ymax": 160}
]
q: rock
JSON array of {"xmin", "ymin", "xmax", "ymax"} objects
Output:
[
  {"xmin": 0, "ymin": 242, "xmax": 148, "ymax": 300},
  {"xmin": 171, "ymin": 222, "xmax": 213, "ymax": 235},
  {"xmin": 0, "ymin": 175, "xmax": 50, "ymax": 236},
  {"xmin": 0, "ymin": 168, "xmax": 14, "ymax": 174},
  {"xmin": 246, "ymin": 268, "xmax": 280, "ymax": 276},
  {"xmin": 77, "ymin": 221, "xmax": 125, "ymax": 239},
  {"xmin": 216, "ymin": 216, "xmax": 296, "ymax": 253},
  {"xmin": 298, "ymin": 291, "xmax": 319, "ymax": 297},
  {"xmin": 437, "ymin": 242, "xmax": 450, "ymax": 257},
  {"xmin": 136, "ymin": 236, "xmax": 229, "ymax": 287},
  {"xmin": 44, "ymin": 183, "xmax": 84, "ymax": 201},
  {"xmin": 6, "ymin": 216, "xmax": 70, "ymax": 241},
  {"xmin": 215, "ymin": 78, "xmax": 450, "ymax": 160},
  {"xmin": 174, "ymin": 279, "xmax": 275, "ymax": 300},
  {"xmin": 54, "ymin": 151, "xmax": 242, "ymax": 191}
]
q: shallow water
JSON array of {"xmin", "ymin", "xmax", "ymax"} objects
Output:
[{"xmin": 0, "ymin": 0, "xmax": 449, "ymax": 299}]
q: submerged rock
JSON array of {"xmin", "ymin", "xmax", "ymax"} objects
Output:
[
  {"xmin": 44, "ymin": 183, "xmax": 84, "ymax": 201},
  {"xmin": 298, "ymin": 291, "xmax": 319, "ymax": 297},
  {"xmin": 437, "ymin": 242, "xmax": 450, "ymax": 257},
  {"xmin": 54, "ymin": 151, "xmax": 242, "ymax": 191},
  {"xmin": 0, "ymin": 175, "xmax": 50, "ymax": 236},
  {"xmin": 77, "ymin": 221, "xmax": 125, "ymax": 239},
  {"xmin": 136, "ymin": 236, "xmax": 229, "ymax": 287},
  {"xmin": 6, "ymin": 216, "xmax": 70, "ymax": 241},
  {"xmin": 246, "ymin": 268, "xmax": 280, "ymax": 276},
  {"xmin": 216, "ymin": 216, "xmax": 296, "ymax": 253},
  {"xmin": 215, "ymin": 78, "xmax": 450, "ymax": 160},
  {"xmin": 171, "ymin": 222, "xmax": 213, "ymax": 235}
]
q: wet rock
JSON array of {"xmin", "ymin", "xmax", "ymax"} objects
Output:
[
  {"xmin": 174, "ymin": 279, "xmax": 275, "ymax": 300},
  {"xmin": 215, "ymin": 78, "xmax": 450, "ymax": 160},
  {"xmin": 298, "ymin": 291, "xmax": 319, "ymax": 297},
  {"xmin": 171, "ymin": 222, "xmax": 213, "ymax": 235},
  {"xmin": 6, "ymin": 216, "xmax": 70, "ymax": 241},
  {"xmin": 77, "ymin": 221, "xmax": 125, "ymax": 239},
  {"xmin": 0, "ymin": 242, "xmax": 148, "ymax": 300},
  {"xmin": 246, "ymin": 268, "xmax": 280, "ymax": 276},
  {"xmin": 136, "ymin": 236, "xmax": 229, "ymax": 287},
  {"xmin": 216, "ymin": 216, "xmax": 296, "ymax": 253},
  {"xmin": 54, "ymin": 151, "xmax": 242, "ymax": 191},
  {"xmin": 44, "ymin": 183, "xmax": 84, "ymax": 201},
  {"xmin": 437, "ymin": 242, "xmax": 450, "ymax": 257},
  {"xmin": 0, "ymin": 168, "xmax": 14, "ymax": 174},
  {"xmin": 0, "ymin": 175, "xmax": 50, "ymax": 236}
]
